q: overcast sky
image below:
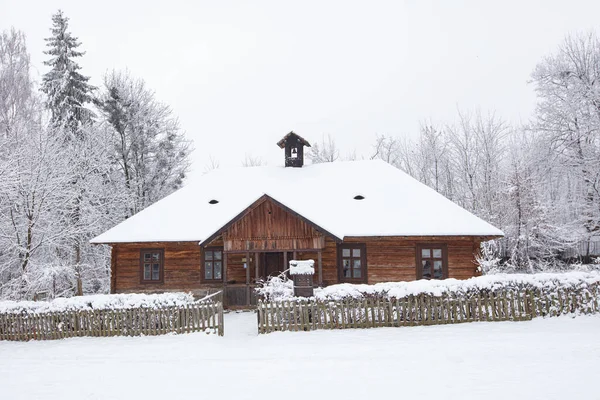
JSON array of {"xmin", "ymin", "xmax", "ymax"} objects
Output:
[{"xmin": 2, "ymin": 0, "xmax": 600, "ymax": 177}]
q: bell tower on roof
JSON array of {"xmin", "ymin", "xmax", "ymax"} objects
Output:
[{"xmin": 277, "ymin": 131, "xmax": 311, "ymax": 168}]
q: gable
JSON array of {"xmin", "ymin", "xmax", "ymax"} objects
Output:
[{"xmin": 207, "ymin": 196, "xmax": 336, "ymax": 251}]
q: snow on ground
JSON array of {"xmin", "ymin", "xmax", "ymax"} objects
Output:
[{"xmin": 1, "ymin": 312, "xmax": 599, "ymax": 400}]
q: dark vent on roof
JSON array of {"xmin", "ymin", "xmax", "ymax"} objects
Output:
[
  {"xmin": 209, "ymin": 199, "xmax": 219, "ymax": 205},
  {"xmin": 354, "ymin": 195, "xmax": 365, "ymax": 200}
]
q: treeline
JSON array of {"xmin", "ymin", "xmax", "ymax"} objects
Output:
[
  {"xmin": 309, "ymin": 33, "xmax": 600, "ymax": 271},
  {"xmin": 0, "ymin": 11, "xmax": 191, "ymax": 299}
]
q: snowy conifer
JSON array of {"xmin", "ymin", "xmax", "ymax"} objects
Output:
[{"xmin": 41, "ymin": 10, "xmax": 95, "ymax": 135}]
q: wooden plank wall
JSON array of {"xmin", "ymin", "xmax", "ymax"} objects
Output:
[
  {"xmin": 113, "ymin": 242, "xmax": 207, "ymax": 293},
  {"xmin": 113, "ymin": 242, "xmax": 255, "ymax": 292},
  {"xmin": 223, "ymin": 198, "xmax": 325, "ymax": 251},
  {"xmin": 111, "ymin": 237, "xmax": 482, "ymax": 293},
  {"xmin": 344, "ymin": 236, "xmax": 481, "ymax": 283}
]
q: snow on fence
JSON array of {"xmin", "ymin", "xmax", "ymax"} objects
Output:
[
  {"xmin": 256, "ymin": 284, "xmax": 600, "ymax": 333},
  {"xmin": 0, "ymin": 294, "xmax": 224, "ymax": 341}
]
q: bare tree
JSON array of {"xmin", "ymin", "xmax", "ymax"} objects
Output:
[
  {"xmin": 371, "ymin": 134, "xmax": 400, "ymax": 165},
  {"xmin": 307, "ymin": 134, "xmax": 339, "ymax": 163}
]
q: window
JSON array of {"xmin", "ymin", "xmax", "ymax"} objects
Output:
[
  {"xmin": 204, "ymin": 248, "xmax": 223, "ymax": 281},
  {"xmin": 140, "ymin": 249, "xmax": 164, "ymax": 283},
  {"xmin": 417, "ymin": 244, "xmax": 447, "ymax": 280},
  {"xmin": 338, "ymin": 243, "xmax": 367, "ymax": 283}
]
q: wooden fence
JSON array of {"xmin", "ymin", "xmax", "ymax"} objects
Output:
[
  {"xmin": 0, "ymin": 301, "xmax": 224, "ymax": 341},
  {"xmin": 257, "ymin": 284, "xmax": 600, "ymax": 333}
]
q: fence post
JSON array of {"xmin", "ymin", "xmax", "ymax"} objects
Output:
[
  {"xmin": 0, "ymin": 314, "xmax": 5, "ymax": 341},
  {"xmin": 257, "ymin": 301, "xmax": 262, "ymax": 334}
]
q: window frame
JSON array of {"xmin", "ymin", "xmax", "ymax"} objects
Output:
[
  {"xmin": 139, "ymin": 249, "xmax": 165, "ymax": 284},
  {"xmin": 337, "ymin": 243, "xmax": 367, "ymax": 283},
  {"xmin": 202, "ymin": 247, "xmax": 224, "ymax": 283},
  {"xmin": 416, "ymin": 243, "xmax": 448, "ymax": 280}
]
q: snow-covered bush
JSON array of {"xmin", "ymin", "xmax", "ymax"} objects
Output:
[
  {"xmin": 255, "ymin": 272, "xmax": 294, "ymax": 301},
  {"xmin": 477, "ymin": 241, "xmax": 503, "ymax": 274},
  {"xmin": 258, "ymin": 271, "xmax": 600, "ymax": 302},
  {"xmin": 0, "ymin": 292, "xmax": 196, "ymax": 314}
]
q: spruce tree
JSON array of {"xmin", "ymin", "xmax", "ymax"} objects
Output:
[{"xmin": 41, "ymin": 10, "xmax": 95, "ymax": 135}]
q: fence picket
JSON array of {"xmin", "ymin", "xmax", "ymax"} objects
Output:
[
  {"xmin": 298, "ymin": 301, "xmax": 305, "ymax": 331},
  {"xmin": 0, "ymin": 315, "xmax": 5, "ymax": 341},
  {"xmin": 264, "ymin": 302, "xmax": 270, "ymax": 333},
  {"xmin": 257, "ymin": 302, "xmax": 263, "ymax": 334},
  {"xmin": 280, "ymin": 301, "xmax": 287, "ymax": 331},
  {"xmin": 292, "ymin": 301, "xmax": 297, "ymax": 331}
]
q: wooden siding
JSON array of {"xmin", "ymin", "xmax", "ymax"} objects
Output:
[
  {"xmin": 222, "ymin": 198, "xmax": 326, "ymax": 252},
  {"xmin": 344, "ymin": 236, "xmax": 482, "ymax": 283},
  {"xmin": 110, "ymin": 237, "xmax": 483, "ymax": 294},
  {"xmin": 113, "ymin": 242, "xmax": 211, "ymax": 293},
  {"xmin": 112, "ymin": 242, "xmax": 255, "ymax": 293}
]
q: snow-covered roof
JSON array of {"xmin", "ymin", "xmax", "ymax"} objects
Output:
[
  {"xmin": 289, "ymin": 260, "xmax": 315, "ymax": 275},
  {"xmin": 90, "ymin": 160, "xmax": 504, "ymax": 244}
]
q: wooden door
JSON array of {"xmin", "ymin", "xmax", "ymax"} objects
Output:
[{"xmin": 264, "ymin": 252, "xmax": 282, "ymax": 277}]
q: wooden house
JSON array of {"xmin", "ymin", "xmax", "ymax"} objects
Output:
[{"xmin": 91, "ymin": 132, "xmax": 503, "ymax": 307}]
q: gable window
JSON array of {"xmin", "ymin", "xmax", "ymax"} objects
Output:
[
  {"xmin": 140, "ymin": 249, "xmax": 164, "ymax": 283},
  {"xmin": 204, "ymin": 248, "xmax": 223, "ymax": 281},
  {"xmin": 417, "ymin": 244, "xmax": 447, "ymax": 280},
  {"xmin": 338, "ymin": 243, "xmax": 367, "ymax": 283}
]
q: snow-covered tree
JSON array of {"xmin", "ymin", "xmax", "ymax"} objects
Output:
[
  {"xmin": 307, "ymin": 134, "xmax": 339, "ymax": 163},
  {"xmin": 0, "ymin": 124, "xmax": 74, "ymax": 298},
  {"xmin": 495, "ymin": 132, "xmax": 572, "ymax": 269},
  {"xmin": 371, "ymin": 134, "xmax": 402, "ymax": 166},
  {"xmin": 1, "ymin": 21, "xmax": 191, "ymax": 299},
  {"xmin": 414, "ymin": 124, "xmax": 454, "ymax": 200},
  {"xmin": 0, "ymin": 29, "xmax": 37, "ymax": 139},
  {"xmin": 40, "ymin": 10, "xmax": 95, "ymax": 136},
  {"xmin": 531, "ymin": 31, "xmax": 600, "ymax": 250},
  {"xmin": 97, "ymin": 70, "xmax": 191, "ymax": 216}
]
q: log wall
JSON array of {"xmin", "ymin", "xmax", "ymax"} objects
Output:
[
  {"xmin": 113, "ymin": 242, "xmax": 209, "ymax": 293},
  {"xmin": 343, "ymin": 236, "xmax": 482, "ymax": 283},
  {"xmin": 111, "ymin": 237, "xmax": 483, "ymax": 294}
]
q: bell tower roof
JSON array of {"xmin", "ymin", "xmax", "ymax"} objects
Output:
[
  {"xmin": 277, "ymin": 131, "xmax": 311, "ymax": 167},
  {"xmin": 276, "ymin": 131, "xmax": 311, "ymax": 149}
]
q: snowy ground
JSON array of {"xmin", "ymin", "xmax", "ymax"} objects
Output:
[{"xmin": 1, "ymin": 312, "xmax": 599, "ymax": 400}]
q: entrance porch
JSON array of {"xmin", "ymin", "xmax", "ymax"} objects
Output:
[{"xmin": 222, "ymin": 250, "xmax": 323, "ymax": 308}]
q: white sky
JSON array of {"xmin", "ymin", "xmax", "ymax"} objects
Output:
[{"xmin": 2, "ymin": 0, "xmax": 600, "ymax": 178}]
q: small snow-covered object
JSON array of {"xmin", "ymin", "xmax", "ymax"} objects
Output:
[{"xmin": 289, "ymin": 259, "xmax": 315, "ymax": 275}]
